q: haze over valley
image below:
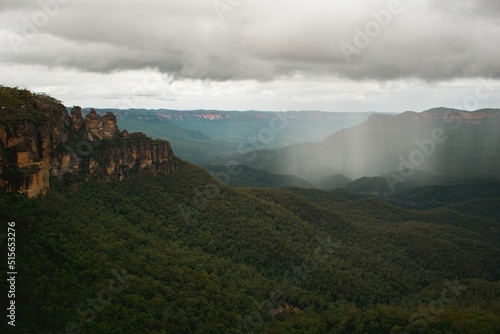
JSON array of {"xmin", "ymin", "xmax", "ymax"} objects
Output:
[{"xmin": 1, "ymin": 1, "xmax": 500, "ymax": 333}]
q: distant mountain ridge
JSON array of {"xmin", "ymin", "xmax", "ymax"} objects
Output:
[
  {"xmin": 222, "ymin": 107, "xmax": 500, "ymax": 188},
  {"xmin": 3, "ymin": 87, "xmax": 498, "ymax": 195},
  {"xmin": 370, "ymin": 107, "xmax": 500, "ymax": 124},
  {"xmin": 100, "ymin": 106, "xmax": 500, "ymax": 192},
  {"xmin": 81, "ymin": 108, "xmax": 373, "ymax": 164},
  {"xmin": 84, "ymin": 108, "xmax": 373, "ymax": 122}
]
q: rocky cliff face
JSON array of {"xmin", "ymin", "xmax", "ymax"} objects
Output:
[
  {"xmin": 84, "ymin": 109, "xmax": 121, "ymax": 141},
  {"xmin": 0, "ymin": 87, "xmax": 179, "ymax": 197}
]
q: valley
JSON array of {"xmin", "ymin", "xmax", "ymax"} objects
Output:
[{"xmin": 0, "ymin": 87, "xmax": 499, "ymax": 333}]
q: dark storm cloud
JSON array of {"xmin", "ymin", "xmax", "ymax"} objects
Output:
[{"xmin": 1, "ymin": 0, "xmax": 499, "ymax": 82}]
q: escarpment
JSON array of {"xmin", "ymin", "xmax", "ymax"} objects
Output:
[{"xmin": 0, "ymin": 86, "xmax": 179, "ymax": 197}]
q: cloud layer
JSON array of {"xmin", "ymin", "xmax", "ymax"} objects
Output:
[{"xmin": 1, "ymin": 0, "xmax": 499, "ymax": 82}]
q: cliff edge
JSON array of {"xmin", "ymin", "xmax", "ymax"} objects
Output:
[{"xmin": 0, "ymin": 86, "xmax": 179, "ymax": 197}]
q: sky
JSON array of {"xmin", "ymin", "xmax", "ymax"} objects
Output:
[{"xmin": 1, "ymin": 0, "xmax": 500, "ymax": 112}]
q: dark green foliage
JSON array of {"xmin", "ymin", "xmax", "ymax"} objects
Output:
[
  {"xmin": 0, "ymin": 163, "xmax": 499, "ymax": 333},
  {"xmin": 387, "ymin": 182, "xmax": 500, "ymax": 222},
  {"xmin": 0, "ymin": 86, "xmax": 60, "ymax": 125}
]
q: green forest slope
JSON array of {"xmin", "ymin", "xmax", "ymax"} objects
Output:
[{"xmin": 1, "ymin": 163, "xmax": 499, "ymax": 333}]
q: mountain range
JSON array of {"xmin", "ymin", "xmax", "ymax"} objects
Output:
[
  {"xmin": 79, "ymin": 106, "xmax": 500, "ymax": 193},
  {"xmin": 213, "ymin": 108, "xmax": 500, "ymax": 192},
  {"xmin": 81, "ymin": 108, "xmax": 372, "ymax": 164},
  {"xmin": 1, "ymin": 86, "xmax": 499, "ymax": 333}
]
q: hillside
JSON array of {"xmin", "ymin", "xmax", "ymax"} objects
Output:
[
  {"xmin": 222, "ymin": 108, "xmax": 500, "ymax": 190},
  {"xmin": 385, "ymin": 182, "xmax": 500, "ymax": 222},
  {"xmin": 1, "ymin": 163, "xmax": 499, "ymax": 333},
  {"xmin": 0, "ymin": 88, "xmax": 499, "ymax": 333}
]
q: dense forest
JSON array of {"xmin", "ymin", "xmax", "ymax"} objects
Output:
[
  {"xmin": 1, "ymin": 163, "xmax": 499, "ymax": 333},
  {"xmin": 2, "ymin": 0, "xmax": 500, "ymax": 331}
]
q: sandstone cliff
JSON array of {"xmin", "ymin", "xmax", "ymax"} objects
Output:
[{"xmin": 0, "ymin": 86, "xmax": 179, "ymax": 197}]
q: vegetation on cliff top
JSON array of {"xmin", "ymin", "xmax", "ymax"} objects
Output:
[
  {"xmin": 1, "ymin": 86, "xmax": 180, "ymax": 196},
  {"xmin": 0, "ymin": 86, "xmax": 62, "ymax": 124}
]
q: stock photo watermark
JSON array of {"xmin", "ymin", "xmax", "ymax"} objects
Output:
[
  {"xmin": 238, "ymin": 290, "xmax": 285, "ymax": 333},
  {"xmin": 112, "ymin": 70, "xmax": 167, "ymax": 110},
  {"xmin": 339, "ymin": 0, "xmax": 403, "ymax": 63},
  {"xmin": 401, "ymin": 279, "xmax": 467, "ymax": 334},
  {"xmin": 213, "ymin": 0, "xmax": 245, "ymax": 23},
  {"xmin": 7, "ymin": 0, "xmax": 72, "ymax": 53},
  {"xmin": 283, "ymin": 234, "xmax": 340, "ymax": 285},
  {"xmin": 51, "ymin": 269, "xmax": 129, "ymax": 334},
  {"xmin": 179, "ymin": 113, "xmax": 290, "ymax": 224},
  {"xmin": 385, "ymin": 79, "xmax": 496, "ymax": 193},
  {"xmin": 238, "ymin": 234, "xmax": 340, "ymax": 333},
  {"xmin": 6, "ymin": 221, "xmax": 16, "ymax": 327}
]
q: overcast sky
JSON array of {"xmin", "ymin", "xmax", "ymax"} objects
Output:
[{"xmin": 1, "ymin": 0, "xmax": 500, "ymax": 112}]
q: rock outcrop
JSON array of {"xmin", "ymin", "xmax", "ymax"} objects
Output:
[
  {"xmin": 71, "ymin": 106, "xmax": 85, "ymax": 133},
  {"xmin": 0, "ymin": 86, "xmax": 179, "ymax": 197},
  {"xmin": 84, "ymin": 108, "xmax": 121, "ymax": 141}
]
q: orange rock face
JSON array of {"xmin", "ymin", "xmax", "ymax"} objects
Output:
[{"xmin": 0, "ymin": 88, "xmax": 178, "ymax": 197}]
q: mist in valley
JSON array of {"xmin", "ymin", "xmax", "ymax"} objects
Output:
[
  {"xmin": 2, "ymin": 1, "xmax": 500, "ymax": 332},
  {"xmin": 277, "ymin": 108, "xmax": 500, "ymax": 188}
]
